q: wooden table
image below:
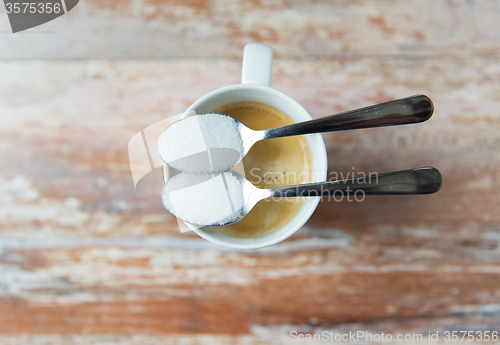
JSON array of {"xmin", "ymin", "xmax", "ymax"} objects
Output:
[{"xmin": 0, "ymin": 1, "xmax": 499, "ymax": 344}]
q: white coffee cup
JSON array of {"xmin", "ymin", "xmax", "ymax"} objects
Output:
[{"xmin": 171, "ymin": 43, "xmax": 328, "ymax": 249}]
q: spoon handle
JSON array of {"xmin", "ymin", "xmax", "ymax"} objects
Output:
[
  {"xmin": 262, "ymin": 95, "xmax": 433, "ymax": 139},
  {"xmin": 268, "ymin": 167, "xmax": 442, "ymax": 198}
]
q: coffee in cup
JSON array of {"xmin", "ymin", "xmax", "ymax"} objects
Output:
[{"xmin": 209, "ymin": 101, "xmax": 313, "ymax": 238}]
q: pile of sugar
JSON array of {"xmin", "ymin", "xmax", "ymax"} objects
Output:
[
  {"xmin": 157, "ymin": 114, "xmax": 244, "ymax": 173},
  {"xmin": 161, "ymin": 171, "xmax": 244, "ymax": 226}
]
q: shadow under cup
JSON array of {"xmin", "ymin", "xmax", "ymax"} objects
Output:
[{"xmin": 185, "ymin": 85, "xmax": 328, "ymax": 249}]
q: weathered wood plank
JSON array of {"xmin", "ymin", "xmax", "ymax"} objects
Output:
[
  {"xmin": 2, "ymin": 0, "xmax": 500, "ymax": 58},
  {"xmin": 0, "ymin": 57, "xmax": 499, "ymax": 342}
]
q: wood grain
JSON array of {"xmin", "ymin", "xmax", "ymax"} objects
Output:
[
  {"xmin": 2, "ymin": 0, "xmax": 500, "ymax": 58},
  {"xmin": 0, "ymin": 56, "xmax": 499, "ymax": 343},
  {"xmin": 1, "ymin": 0, "xmax": 500, "ymax": 343}
]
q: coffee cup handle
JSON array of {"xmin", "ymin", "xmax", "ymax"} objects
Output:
[{"xmin": 241, "ymin": 43, "xmax": 273, "ymax": 86}]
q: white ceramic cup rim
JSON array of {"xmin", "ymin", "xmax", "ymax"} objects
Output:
[{"xmin": 184, "ymin": 83, "xmax": 328, "ymax": 249}]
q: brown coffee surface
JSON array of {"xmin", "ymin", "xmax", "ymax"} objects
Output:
[{"xmin": 211, "ymin": 101, "xmax": 312, "ymax": 238}]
